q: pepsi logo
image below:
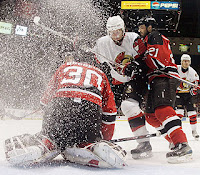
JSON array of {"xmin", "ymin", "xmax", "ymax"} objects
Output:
[{"xmin": 152, "ymin": 1, "xmax": 160, "ymax": 9}]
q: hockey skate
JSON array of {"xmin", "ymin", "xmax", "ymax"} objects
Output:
[
  {"xmin": 131, "ymin": 141, "xmax": 152, "ymax": 159},
  {"xmin": 169, "ymin": 142, "xmax": 175, "ymax": 150},
  {"xmin": 192, "ymin": 130, "xmax": 199, "ymax": 140},
  {"xmin": 166, "ymin": 142, "xmax": 192, "ymax": 164}
]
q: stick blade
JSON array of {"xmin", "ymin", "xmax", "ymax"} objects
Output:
[{"xmin": 33, "ymin": 16, "xmax": 40, "ymax": 24}]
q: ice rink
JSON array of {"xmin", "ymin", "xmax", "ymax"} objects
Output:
[{"xmin": 0, "ymin": 117, "xmax": 200, "ymax": 175}]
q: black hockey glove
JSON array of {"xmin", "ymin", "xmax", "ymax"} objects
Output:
[{"xmin": 123, "ymin": 60, "xmax": 140, "ymax": 77}]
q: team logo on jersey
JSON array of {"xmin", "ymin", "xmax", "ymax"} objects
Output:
[
  {"xmin": 179, "ymin": 78, "xmax": 191, "ymax": 90},
  {"xmin": 115, "ymin": 52, "xmax": 133, "ymax": 73}
]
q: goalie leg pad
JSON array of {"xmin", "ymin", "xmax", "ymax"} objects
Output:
[
  {"xmin": 91, "ymin": 141, "xmax": 127, "ymax": 168},
  {"xmin": 62, "ymin": 141, "xmax": 127, "ymax": 168},
  {"xmin": 4, "ymin": 133, "xmax": 59, "ymax": 166},
  {"xmin": 62, "ymin": 146, "xmax": 112, "ymax": 168}
]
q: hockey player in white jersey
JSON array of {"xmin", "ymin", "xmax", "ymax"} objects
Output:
[
  {"xmin": 92, "ymin": 15, "xmax": 152, "ymax": 159},
  {"xmin": 175, "ymin": 54, "xmax": 199, "ymax": 140}
]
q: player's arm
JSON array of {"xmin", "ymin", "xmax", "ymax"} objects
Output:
[
  {"xmin": 101, "ymin": 74, "xmax": 117, "ymax": 140},
  {"xmin": 190, "ymin": 71, "xmax": 199, "ymax": 95},
  {"xmin": 132, "ymin": 36, "xmax": 147, "ymax": 59},
  {"xmin": 40, "ymin": 69, "xmax": 60, "ymax": 106}
]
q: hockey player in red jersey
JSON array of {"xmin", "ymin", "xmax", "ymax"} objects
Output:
[
  {"xmin": 4, "ymin": 52, "xmax": 126, "ymax": 168},
  {"xmin": 123, "ymin": 17, "xmax": 192, "ymax": 163},
  {"xmin": 92, "ymin": 15, "xmax": 152, "ymax": 159},
  {"xmin": 175, "ymin": 54, "xmax": 199, "ymax": 140}
]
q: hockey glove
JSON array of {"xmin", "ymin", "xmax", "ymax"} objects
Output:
[
  {"xmin": 190, "ymin": 87, "xmax": 198, "ymax": 96},
  {"xmin": 133, "ymin": 37, "xmax": 147, "ymax": 59},
  {"xmin": 122, "ymin": 60, "xmax": 140, "ymax": 77}
]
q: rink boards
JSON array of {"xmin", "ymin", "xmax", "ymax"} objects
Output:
[{"xmin": 2, "ymin": 108, "xmax": 200, "ymax": 123}]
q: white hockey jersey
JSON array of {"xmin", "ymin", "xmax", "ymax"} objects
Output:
[
  {"xmin": 92, "ymin": 32, "xmax": 139, "ymax": 64},
  {"xmin": 177, "ymin": 65, "xmax": 199, "ymax": 93},
  {"xmin": 92, "ymin": 32, "xmax": 139, "ymax": 84}
]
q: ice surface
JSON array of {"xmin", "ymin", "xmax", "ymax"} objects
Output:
[{"xmin": 0, "ymin": 118, "xmax": 200, "ymax": 175}]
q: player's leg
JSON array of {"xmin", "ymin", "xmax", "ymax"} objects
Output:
[
  {"xmin": 145, "ymin": 91, "xmax": 174, "ymax": 149},
  {"xmin": 121, "ymin": 80, "xmax": 152, "ymax": 159},
  {"xmin": 151, "ymin": 77, "xmax": 192, "ymax": 163},
  {"xmin": 4, "ymin": 133, "xmax": 59, "ymax": 166},
  {"xmin": 57, "ymin": 98, "xmax": 126, "ymax": 168},
  {"xmin": 62, "ymin": 141, "xmax": 127, "ymax": 168},
  {"xmin": 186, "ymin": 95, "xmax": 199, "ymax": 140},
  {"xmin": 42, "ymin": 98, "xmax": 104, "ymax": 150},
  {"xmin": 175, "ymin": 94, "xmax": 185, "ymax": 119}
]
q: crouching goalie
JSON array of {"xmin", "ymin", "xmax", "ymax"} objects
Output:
[{"xmin": 4, "ymin": 53, "xmax": 127, "ymax": 168}]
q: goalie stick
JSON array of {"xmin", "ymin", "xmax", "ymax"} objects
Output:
[
  {"xmin": 33, "ymin": 16, "xmax": 123, "ymax": 69},
  {"xmin": 33, "ymin": 16, "xmax": 74, "ymax": 43},
  {"xmin": 5, "ymin": 108, "xmax": 42, "ymax": 120},
  {"xmin": 110, "ymin": 132, "xmax": 161, "ymax": 143}
]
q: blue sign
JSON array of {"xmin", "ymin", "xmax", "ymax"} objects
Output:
[{"xmin": 151, "ymin": 1, "xmax": 180, "ymax": 10}]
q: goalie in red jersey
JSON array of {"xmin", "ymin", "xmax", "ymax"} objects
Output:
[
  {"xmin": 4, "ymin": 52, "xmax": 126, "ymax": 168},
  {"xmin": 123, "ymin": 17, "xmax": 192, "ymax": 163}
]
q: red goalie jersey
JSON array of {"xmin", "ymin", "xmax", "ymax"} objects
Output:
[
  {"xmin": 40, "ymin": 62, "xmax": 117, "ymax": 114},
  {"xmin": 40, "ymin": 62, "xmax": 117, "ymax": 141}
]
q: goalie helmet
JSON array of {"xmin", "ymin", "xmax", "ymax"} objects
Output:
[
  {"xmin": 106, "ymin": 15, "xmax": 125, "ymax": 34},
  {"xmin": 181, "ymin": 54, "xmax": 191, "ymax": 63}
]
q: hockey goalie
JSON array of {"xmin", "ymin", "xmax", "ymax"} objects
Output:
[{"xmin": 4, "ymin": 52, "xmax": 127, "ymax": 168}]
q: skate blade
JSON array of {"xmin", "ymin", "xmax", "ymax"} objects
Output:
[
  {"xmin": 167, "ymin": 153, "xmax": 193, "ymax": 164},
  {"xmin": 132, "ymin": 151, "xmax": 153, "ymax": 160}
]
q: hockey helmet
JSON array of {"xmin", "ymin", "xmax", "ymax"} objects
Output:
[
  {"xmin": 181, "ymin": 54, "xmax": 191, "ymax": 62},
  {"xmin": 106, "ymin": 15, "xmax": 125, "ymax": 34},
  {"xmin": 137, "ymin": 17, "xmax": 158, "ymax": 28}
]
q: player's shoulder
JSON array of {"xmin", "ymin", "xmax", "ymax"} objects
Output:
[
  {"xmin": 96, "ymin": 35, "xmax": 111, "ymax": 43},
  {"xmin": 125, "ymin": 32, "xmax": 139, "ymax": 37},
  {"xmin": 147, "ymin": 31, "xmax": 164, "ymax": 45},
  {"xmin": 177, "ymin": 65, "xmax": 182, "ymax": 69},
  {"xmin": 125, "ymin": 32, "xmax": 139, "ymax": 40},
  {"xmin": 189, "ymin": 66, "xmax": 198, "ymax": 74},
  {"xmin": 71, "ymin": 62, "xmax": 106, "ymax": 75}
]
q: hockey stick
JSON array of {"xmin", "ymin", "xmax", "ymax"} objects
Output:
[
  {"xmin": 156, "ymin": 70, "xmax": 200, "ymax": 89},
  {"xmin": 33, "ymin": 16, "xmax": 74, "ymax": 43},
  {"xmin": 33, "ymin": 16, "xmax": 123, "ymax": 69},
  {"xmin": 110, "ymin": 132, "xmax": 161, "ymax": 143},
  {"xmin": 5, "ymin": 108, "xmax": 42, "ymax": 120}
]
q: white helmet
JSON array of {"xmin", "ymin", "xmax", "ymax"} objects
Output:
[
  {"xmin": 106, "ymin": 15, "xmax": 125, "ymax": 34},
  {"xmin": 181, "ymin": 54, "xmax": 191, "ymax": 63}
]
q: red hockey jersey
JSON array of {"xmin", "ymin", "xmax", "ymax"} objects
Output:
[
  {"xmin": 40, "ymin": 62, "xmax": 117, "ymax": 115},
  {"xmin": 143, "ymin": 31, "xmax": 179, "ymax": 82}
]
